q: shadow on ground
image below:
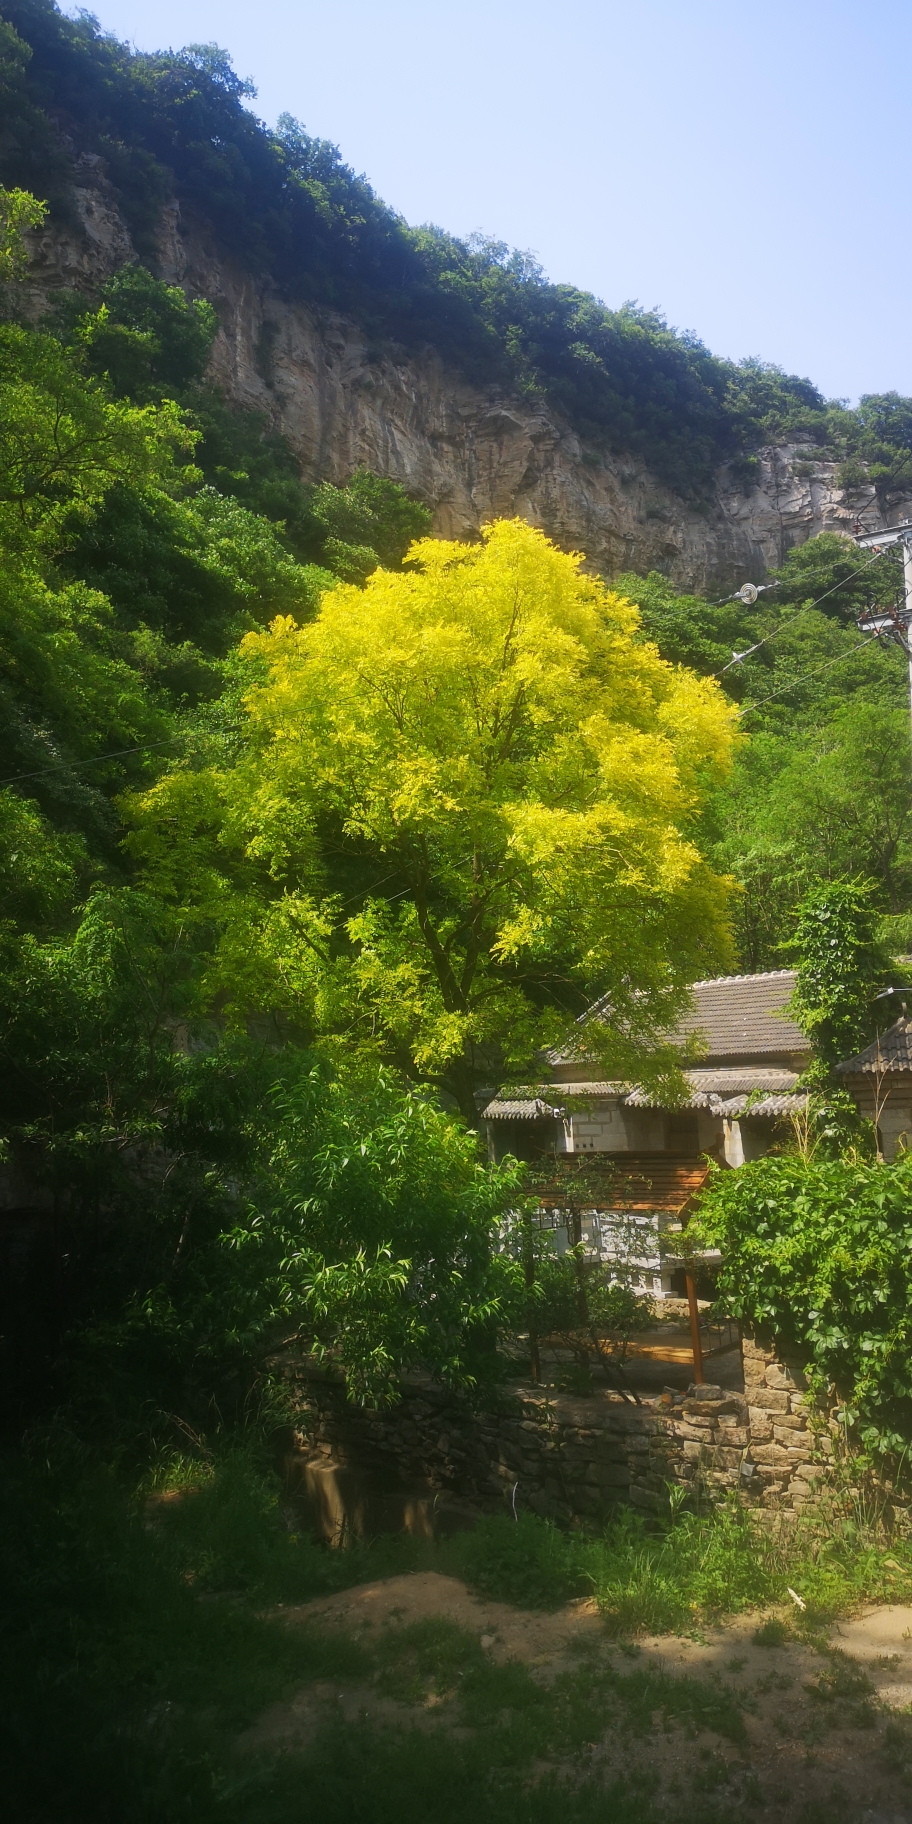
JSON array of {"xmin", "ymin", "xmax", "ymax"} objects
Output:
[{"xmin": 239, "ymin": 1574, "xmax": 912, "ymax": 1822}]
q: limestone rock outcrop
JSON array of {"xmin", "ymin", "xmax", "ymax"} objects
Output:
[{"xmin": 22, "ymin": 162, "xmax": 912, "ymax": 595}]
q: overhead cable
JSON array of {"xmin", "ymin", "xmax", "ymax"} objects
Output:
[
  {"xmin": 0, "ymin": 733, "xmax": 187, "ymax": 789},
  {"xmin": 718, "ymin": 545, "xmax": 896, "ymax": 676},
  {"xmin": 736, "ymin": 633, "xmax": 881, "ymax": 720}
]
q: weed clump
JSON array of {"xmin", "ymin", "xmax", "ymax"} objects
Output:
[
  {"xmin": 452, "ymin": 1512, "xmax": 589, "ymax": 1608},
  {"xmin": 753, "ymin": 1617, "xmax": 791, "ymax": 1647},
  {"xmin": 447, "ymin": 1488, "xmax": 912, "ymax": 1636}
]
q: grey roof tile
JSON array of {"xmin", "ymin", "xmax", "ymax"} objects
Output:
[
  {"xmin": 686, "ymin": 1066, "xmax": 799, "ymax": 1092},
  {"xmin": 482, "ymin": 1096, "xmax": 565, "ymax": 1120},
  {"xmin": 625, "ymin": 1066, "xmax": 800, "ymax": 1108},
  {"xmin": 715, "ymin": 1092, "xmax": 808, "ymax": 1118},
  {"xmin": 675, "ymin": 970, "xmax": 807, "ymax": 1060},
  {"xmin": 837, "ymin": 1017, "xmax": 912, "ymax": 1074}
]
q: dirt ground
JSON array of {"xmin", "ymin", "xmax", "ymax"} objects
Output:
[{"xmin": 239, "ymin": 1574, "xmax": 912, "ymax": 1822}]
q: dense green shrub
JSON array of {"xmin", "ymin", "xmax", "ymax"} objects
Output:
[{"xmin": 693, "ymin": 1151, "xmax": 912, "ymax": 1452}]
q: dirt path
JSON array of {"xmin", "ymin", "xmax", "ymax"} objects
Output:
[{"xmin": 240, "ymin": 1575, "xmax": 912, "ymax": 1821}]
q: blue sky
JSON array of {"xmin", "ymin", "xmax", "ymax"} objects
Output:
[{"xmin": 69, "ymin": 0, "xmax": 912, "ymax": 403}]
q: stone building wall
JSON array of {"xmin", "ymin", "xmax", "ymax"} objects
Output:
[{"xmin": 284, "ymin": 1328, "xmax": 834, "ymax": 1539}]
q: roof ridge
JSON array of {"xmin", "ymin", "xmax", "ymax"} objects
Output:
[{"xmin": 689, "ymin": 969, "xmax": 796, "ymax": 987}]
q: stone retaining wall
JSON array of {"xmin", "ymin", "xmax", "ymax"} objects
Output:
[
  {"xmin": 740, "ymin": 1328, "xmax": 834, "ymax": 1508},
  {"xmin": 284, "ymin": 1328, "xmax": 834, "ymax": 1534}
]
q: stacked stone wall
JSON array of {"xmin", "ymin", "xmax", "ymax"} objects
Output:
[
  {"xmin": 740, "ymin": 1328, "xmax": 834, "ymax": 1508},
  {"xmin": 284, "ymin": 1328, "xmax": 835, "ymax": 1533}
]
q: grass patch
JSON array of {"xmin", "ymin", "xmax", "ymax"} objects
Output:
[
  {"xmin": 448, "ymin": 1509, "xmax": 588, "ymax": 1607},
  {"xmin": 232, "ymin": 1719, "xmax": 680, "ymax": 1824},
  {"xmin": 589, "ymin": 1501, "xmax": 772, "ymax": 1634},
  {"xmin": 374, "ymin": 1615, "xmax": 487, "ymax": 1702},
  {"xmin": 371, "ymin": 1618, "xmax": 748, "ymax": 1755},
  {"xmin": 0, "ymin": 1441, "xmax": 371, "ymax": 1822},
  {"xmin": 445, "ymin": 1491, "xmax": 912, "ymax": 1635},
  {"xmin": 3, "ymin": 1427, "xmax": 911, "ymax": 1821}
]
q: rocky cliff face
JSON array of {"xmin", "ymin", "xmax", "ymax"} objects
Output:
[{"xmin": 23, "ymin": 162, "xmax": 912, "ymax": 595}]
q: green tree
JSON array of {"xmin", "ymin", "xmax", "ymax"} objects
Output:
[
  {"xmin": 221, "ymin": 1062, "xmax": 524, "ymax": 1404},
  {"xmin": 620, "ymin": 545, "xmax": 912, "ymax": 969},
  {"xmin": 0, "ymin": 321, "xmax": 190, "ymax": 543},
  {"xmin": 73, "ymin": 262, "xmax": 218, "ymax": 402},
  {"xmin": 0, "ymin": 307, "xmax": 197, "ymax": 870},
  {"xmin": 307, "ymin": 467, "xmax": 431, "ymax": 579},
  {"xmin": 710, "ymin": 699, "xmax": 912, "ymax": 966},
  {"xmin": 617, "ymin": 567, "xmax": 756, "ymax": 683},
  {"xmin": 0, "ymin": 894, "xmax": 524, "ymax": 1410},
  {"xmin": 59, "ymin": 484, "xmax": 333, "ymax": 654},
  {"xmin": 0, "ymin": 180, "xmax": 45, "ymax": 283},
  {"xmin": 772, "ymin": 530, "xmax": 902, "ymax": 624},
  {"xmin": 788, "ymin": 877, "xmax": 892, "ymax": 1077}
]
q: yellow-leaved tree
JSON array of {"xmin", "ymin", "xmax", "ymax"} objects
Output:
[{"xmin": 128, "ymin": 519, "xmax": 737, "ymax": 1118}]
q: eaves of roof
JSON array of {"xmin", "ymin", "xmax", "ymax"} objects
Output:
[
  {"xmin": 837, "ymin": 1016, "xmax": 912, "ymax": 1074},
  {"xmin": 484, "ymin": 1068, "xmax": 806, "ymax": 1121},
  {"xmin": 482, "ymin": 1096, "xmax": 565, "ymax": 1120}
]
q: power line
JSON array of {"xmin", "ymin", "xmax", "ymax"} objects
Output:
[
  {"xmin": 736, "ymin": 633, "xmax": 881, "ymax": 720},
  {"xmin": 0, "ymin": 734, "xmax": 187, "ymax": 789},
  {"xmin": 850, "ymin": 521, "xmax": 912, "ymax": 748},
  {"xmin": 718, "ymin": 545, "xmax": 896, "ymax": 676}
]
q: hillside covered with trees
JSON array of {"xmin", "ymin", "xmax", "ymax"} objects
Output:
[
  {"xmin": 4, "ymin": 0, "xmax": 912, "ymax": 508},
  {"xmin": 1, "ymin": 156, "xmax": 910, "ymax": 1423},
  {"xmin": 0, "ymin": 0, "xmax": 911, "ymax": 1416},
  {"xmin": 0, "ymin": 0, "xmax": 909, "ymax": 1403},
  {"xmin": 5, "ymin": 8, "xmax": 912, "ymax": 1815}
]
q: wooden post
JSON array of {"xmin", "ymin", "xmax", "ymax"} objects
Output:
[
  {"xmin": 569, "ymin": 1206, "xmax": 589, "ymax": 1327},
  {"xmin": 685, "ymin": 1269, "xmax": 705, "ymax": 1385},
  {"xmin": 522, "ymin": 1213, "xmax": 540, "ymax": 1385}
]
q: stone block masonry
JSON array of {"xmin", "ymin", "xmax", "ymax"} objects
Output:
[
  {"xmin": 283, "ymin": 1326, "xmax": 832, "ymax": 1531},
  {"xmin": 739, "ymin": 1328, "xmax": 834, "ymax": 1509}
]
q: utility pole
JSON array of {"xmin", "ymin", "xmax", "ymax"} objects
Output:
[{"xmin": 853, "ymin": 521, "xmax": 912, "ymax": 742}]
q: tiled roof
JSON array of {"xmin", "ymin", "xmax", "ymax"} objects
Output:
[
  {"xmin": 533, "ymin": 1153, "xmax": 712, "ymax": 1213},
  {"xmin": 686, "ymin": 1067, "xmax": 799, "ymax": 1094},
  {"xmin": 675, "ymin": 970, "xmax": 807, "ymax": 1060},
  {"xmin": 837, "ymin": 1017, "xmax": 912, "ymax": 1074},
  {"xmin": 482, "ymin": 1096, "xmax": 565, "ymax": 1120},
  {"xmin": 484, "ymin": 1065, "xmax": 804, "ymax": 1122},
  {"xmin": 715, "ymin": 1092, "xmax": 808, "ymax": 1118},
  {"xmin": 486, "ymin": 975, "xmax": 810, "ymax": 1126},
  {"xmin": 546, "ymin": 971, "xmax": 809, "ymax": 1077},
  {"xmin": 624, "ymin": 1065, "xmax": 801, "ymax": 1112}
]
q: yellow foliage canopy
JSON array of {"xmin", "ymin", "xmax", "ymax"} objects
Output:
[{"xmin": 131, "ymin": 519, "xmax": 737, "ymax": 1113}]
